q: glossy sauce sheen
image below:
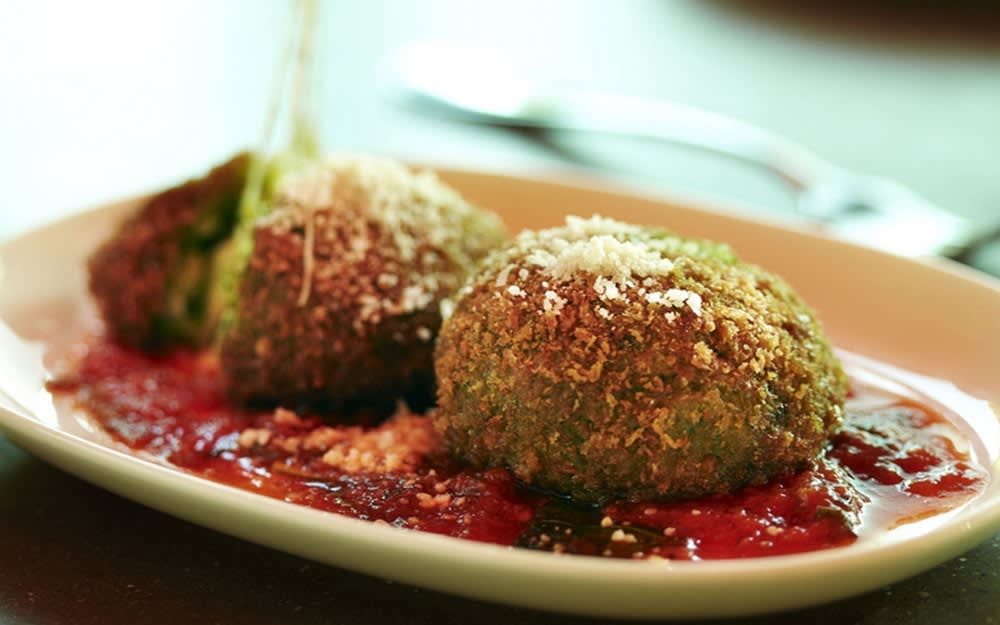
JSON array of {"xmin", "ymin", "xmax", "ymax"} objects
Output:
[{"xmin": 49, "ymin": 339, "xmax": 987, "ymax": 560}]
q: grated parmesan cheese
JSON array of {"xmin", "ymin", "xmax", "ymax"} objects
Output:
[
  {"xmin": 542, "ymin": 234, "xmax": 674, "ymax": 284},
  {"xmin": 494, "ymin": 264, "xmax": 514, "ymax": 288},
  {"xmin": 481, "ymin": 215, "xmax": 712, "ymax": 320},
  {"xmin": 542, "ymin": 290, "xmax": 566, "ymax": 315},
  {"xmin": 262, "ymin": 155, "xmax": 504, "ymax": 329}
]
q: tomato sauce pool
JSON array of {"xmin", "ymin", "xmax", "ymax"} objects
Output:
[{"xmin": 49, "ymin": 339, "xmax": 987, "ymax": 560}]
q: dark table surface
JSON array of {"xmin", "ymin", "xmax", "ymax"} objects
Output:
[{"xmin": 1, "ymin": 2, "xmax": 999, "ymax": 623}]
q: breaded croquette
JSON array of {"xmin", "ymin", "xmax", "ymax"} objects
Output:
[
  {"xmin": 434, "ymin": 215, "xmax": 846, "ymax": 503},
  {"xmin": 88, "ymin": 153, "xmax": 249, "ymax": 349},
  {"xmin": 216, "ymin": 156, "xmax": 506, "ymax": 409}
]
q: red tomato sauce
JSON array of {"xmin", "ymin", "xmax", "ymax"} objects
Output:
[{"xmin": 48, "ymin": 338, "xmax": 987, "ymax": 560}]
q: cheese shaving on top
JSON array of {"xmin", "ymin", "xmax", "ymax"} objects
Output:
[
  {"xmin": 477, "ymin": 215, "xmax": 715, "ymax": 319},
  {"xmin": 260, "ymin": 155, "xmax": 504, "ymax": 326},
  {"xmin": 540, "ymin": 235, "xmax": 675, "ymax": 283},
  {"xmin": 518, "ymin": 216, "xmax": 675, "ymax": 284}
]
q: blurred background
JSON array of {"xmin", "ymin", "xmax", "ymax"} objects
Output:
[
  {"xmin": 2, "ymin": 4, "xmax": 1000, "ymax": 624},
  {"xmin": 0, "ymin": 0, "xmax": 998, "ymax": 263}
]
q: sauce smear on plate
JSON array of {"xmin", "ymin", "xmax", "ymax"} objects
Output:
[{"xmin": 49, "ymin": 338, "xmax": 986, "ymax": 560}]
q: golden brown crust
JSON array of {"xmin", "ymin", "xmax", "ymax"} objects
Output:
[
  {"xmin": 218, "ymin": 157, "xmax": 506, "ymax": 408},
  {"xmin": 87, "ymin": 153, "xmax": 250, "ymax": 349},
  {"xmin": 434, "ymin": 216, "xmax": 847, "ymax": 502}
]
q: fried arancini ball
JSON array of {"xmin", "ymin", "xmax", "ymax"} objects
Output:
[
  {"xmin": 217, "ymin": 156, "xmax": 506, "ymax": 409},
  {"xmin": 434, "ymin": 215, "xmax": 847, "ymax": 503},
  {"xmin": 87, "ymin": 153, "xmax": 249, "ymax": 349}
]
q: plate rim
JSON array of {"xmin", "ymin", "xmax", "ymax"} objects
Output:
[{"xmin": 1, "ymin": 168, "xmax": 999, "ymax": 619}]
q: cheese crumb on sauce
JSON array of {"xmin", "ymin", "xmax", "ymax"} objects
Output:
[{"xmin": 238, "ymin": 404, "xmax": 440, "ymax": 475}]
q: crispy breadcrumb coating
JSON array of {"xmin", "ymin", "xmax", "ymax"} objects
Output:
[
  {"xmin": 217, "ymin": 156, "xmax": 506, "ymax": 409},
  {"xmin": 88, "ymin": 154, "xmax": 249, "ymax": 349},
  {"xmin": 435, "ymin": 216, "xmax": 847, "ymax": 502}
]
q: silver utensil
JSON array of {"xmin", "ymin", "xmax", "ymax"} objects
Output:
[{"xmin": 390, "ymin": 43, "xmax": 998, "ymax": 262}]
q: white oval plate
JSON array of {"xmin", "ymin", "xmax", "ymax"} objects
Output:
[{"xmin": 1, "ymin": 169, "xmax": 999, "ymax": 620}]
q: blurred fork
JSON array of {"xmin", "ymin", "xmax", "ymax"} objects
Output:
[{"xmin": 390, "ymin": 43, "xmax": 999, "ymax": 263}]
